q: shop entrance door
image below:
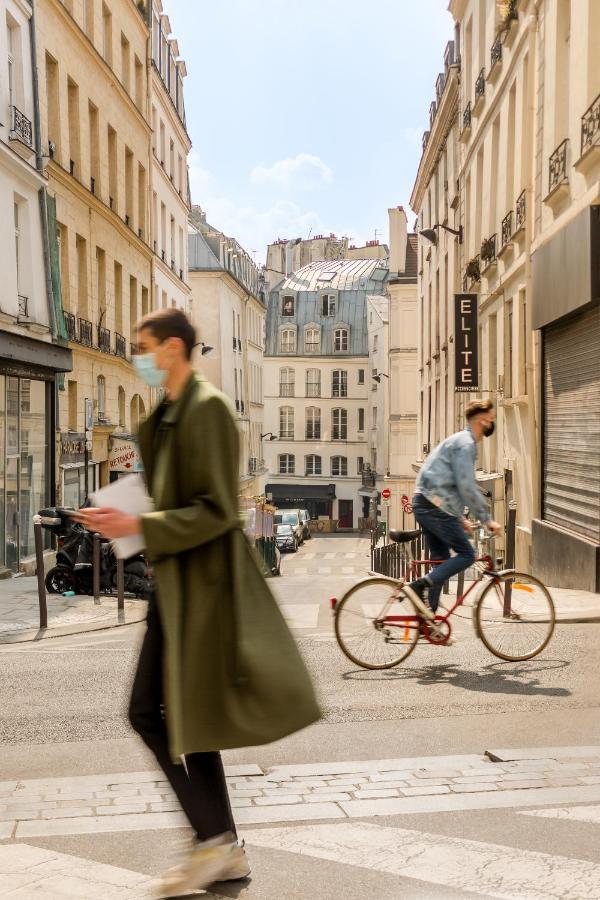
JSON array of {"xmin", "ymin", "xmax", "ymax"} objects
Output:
[{"xmin": 338, "ymin": 500, "xmax": 353, "ymax": 529}]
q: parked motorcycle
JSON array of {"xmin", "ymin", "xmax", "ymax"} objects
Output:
[{"xmin": 38, "ymin": 507, "xmax": 153, "ymax": 598}]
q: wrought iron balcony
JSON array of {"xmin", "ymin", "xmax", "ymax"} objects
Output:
[
  {"xmin": 515, "ymin": 190, "xmax": 526, "ymax": 232},
  {"xmin": 490, "ymin": 35, "xmax": 502, "ymax": 71},
  {"xmin": 232, "ymin": 336, "xmax": 237, "ymax": 351},
  {"xmin": 481, "ymin": 234, "xmax": 497, "ymax": 266},
  {"xmin": 361, "ymin": 470, "xmax": 376, "ymax": 488},
  {"xmin": 115, "ymin": 333, "xmax": 127, "ymax": 358},
  {"xmin": 10, "ymin": 105, "xmax": 33, "ymax": 148},
  {"xmin": 79, "ymin": 318, "xmax": 92, "ymax": 347},
  {"xmin": 463, "ymin": 101, "xmax": 472, "ymax": 132},
  {"xmin": 474, "ymin": 69, "xmax": 486, "ymax": 106},
  {"xmin": 501, "ymin": 211, "xmax": 513, "ymax": 248},
  {"xmin": 64, "ymin": 311, "xmax": 78, "ymax": 342},
  {"xmin": 548, "ymin": 139, "xmax": 569, "ymax": 194},
  {"xmin": 98, "ymin": 325, "xmax": 111, "ymax": 354},
  {"xmin": 466, "ymin": 255, "xmax": 481, "ymax": 283},
  {"xmin": 17, "ymin": 295, "xmax": 29, "ymax": 318},
  {"xmin": 581, "ymin": 93, "xmax": 600, "ymax": 156}
]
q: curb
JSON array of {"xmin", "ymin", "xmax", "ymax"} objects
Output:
[{"xmin": 0, "ymin": 601, "xmax": 147, "ymax": 644}]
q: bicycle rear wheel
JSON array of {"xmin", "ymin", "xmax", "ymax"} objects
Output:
[
  {"xmin": 334, "ymin": 577, "xmax": 420, "ymax": 669},
  {"xmin": 475, "ymin": 571, "xmax": 555, "ymax": 661}
]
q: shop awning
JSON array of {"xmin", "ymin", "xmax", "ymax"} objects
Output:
[{"xmin": 266, "ymin": 483, "xmax": 336, "ymax": 501}]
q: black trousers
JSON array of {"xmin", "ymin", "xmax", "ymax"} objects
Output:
[{"xmin": 128, "ymin": 593, "xmax": 237, "ymax": 841}]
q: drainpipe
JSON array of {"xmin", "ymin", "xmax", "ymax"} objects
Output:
[{"xmin": 30, "ymin": 0, "xmax": 58, "ymax": 339}]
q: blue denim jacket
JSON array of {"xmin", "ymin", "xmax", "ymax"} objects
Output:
[{"xmin": 415, "ymin": 426, "xmax": 491, "ymax": 523}]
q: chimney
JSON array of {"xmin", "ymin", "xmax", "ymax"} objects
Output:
[
  {"xmin": 189, "ymin": 205, "xmax": 207, "ymax": 229},
  {"xmin": 388, "ymin": 206, "xmax": 408, "ymax": 275}
]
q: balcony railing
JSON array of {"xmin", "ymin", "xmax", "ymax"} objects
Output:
[
  {"xmin": 501, "ymin": 211, "xmax": 513, "ymax": 248},
  {"xmin": 548, "ymin": 139, "xmax": 568, "ymax": 194},
  {"xmin": 515, "ymin": 190, "xmax": 526, "ymax": 231},
  {"xmin": 305, "ymin": 428, "xmax": 321, "ymax": 441},
  {"xmin": 115, "ymin": 333, "xmax": 127, "ymax": 358},
  {"xmin": 79, "ymin": 318, "xmax": 92, "ymax": 347},
  {"xmin": 10, "ymin": 105, "xmax": 33, "ymax": 148},
  {"xmin": 490, "ymin": 35, "xmax": 502, "ymax": 71},
  {"xmin": 306, "ymin": 384, "xmax": 320, "ymax": 398},
  {"xmin": 481, "ymin": 234, "xmax": 497, "ymax": 266},
  {"xmin": 64, "ymin": 311, "xmax": 77, "ymax": 341},
  {"xmin": 232, "ymin": 337, "xmax": 237, "ymax": 351},
  {"xmin": 475, "ymin": 69, "xmax": 486, "ymax": 103},
  {"xmin": 581, "ymin": 93, "xmax": 600, "ymax": 156},
  {"xmin": 466, "ymin": 255, "xmax": 481, "ymax": 283},
  {"xmin": 463, "ymin": 102, "xmax": 472, "ymax": 131},
  {"xmin": 279, "ymin": 384, "xmax": 295, "ymax": 397},
  {"xmin": 17, "ymin": 295, "xmax": 29, "ymax": 318},
  {"xmin": 98, "ymin": 325, "xmax": 111, "ymax": 354}
]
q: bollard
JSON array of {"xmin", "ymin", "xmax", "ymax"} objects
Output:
[
  {"xmin": 33, "ymin": 517, "xmax": 48, "ymax": 629},
  {"xmin": 503, "ymin": 501, "xmax": 517, "ymax": 617},
  {"xmin": 457, "ymin": 570, "xmax": 465, "ymax": 599},
  {"xmin": 116, "ymin": 557, "xmax": 125, "ymax": 612},
  {"xmin": 93, "ymin": 533, "xmax": 101, "ymax": 604}
]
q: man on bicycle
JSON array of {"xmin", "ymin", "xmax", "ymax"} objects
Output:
[{"xmin": 404, "ymin": 399, "xmax": 502, "ymax": 614}]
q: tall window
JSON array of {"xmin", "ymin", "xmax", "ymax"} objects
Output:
[
  {"xmin": 305, "ymin": 455, "xmax": 322, "ymax": 476},
  {"xmin": 321, "ymin": 294, "xmax": 335, "ymax": 316},
  {"xmin": 97, "ymin": 375, "xmax": 106, "ymax": 420},
  {"xmin": 304, "ymin": 327, "xmax": 320, "ymax": 354},
  {"xmin": 357, "ymin": 456, "xmax": 364, "ymax": 475},
  {"xmin": 281, "ymin": 295, "xmax": 294, "ymax": 316},
  {"xmin": 332, "ymin": 370, "xmax": 347, "ymax": 397},
  {"xmin": 331, "ymin": 456, "xmax": 348, "ymax": 476},
  {"xmin": 14, "ymin": 201, "xmax": 20, "ymax": 294},
  {"xmin": 358, "ymin": 369, "xmax": 365, "ymax": 384},
  {"xmin": 120, "ymin": 33, "xmax": 130, "ymax": 93},
  {"xmin": 332, "ymin": 408, "xmax": 347, "ymax": 440},
  {"xmin": 280, "ymin": 329, "xmax": 296, "ymax": 353},
  {"xmin": 334, "ymin": 327, "xmax": 349, "ymax": 352},
  {"xmin": 279, "ymin": 406, "xmax": 294, "ymax": 439},
  {"xmin": 358, "ymin": 408, "xmax": 365, "ymax": 432},
  {"xmin": 118, "ymin": 386, "xmax": 125, "ymax": 426},
  {"xmin": 305, "ymin": 407, "xmax": 321, "ymax": 440},
  {"xmin": 7, "ymin": 19, "xmax": 16, "ymax": 108},
  {"xmin": 102, "ymin": 3, "xmax": 112, "ymax": 65},
  {"xmin": 279, "ymin": 454, "xmax": 295, "ymax": 475},
  {"xmin": 306, "ymin": 368, "xmax": 321, "ymax": 397},
  {"xmin": 279, "ymin": 367, "xmax": 295, "ymax": 397}
]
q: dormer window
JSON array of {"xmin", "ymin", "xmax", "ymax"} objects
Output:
[
  {"xmin": 281, "ymin": 295, "xmax": 295, "ymax": 317},
  {"xmin": 321, "ymin": 294, "xmax": 336, "ymax": 316},
  {"xmin": 334, "ymin": 327, "xmax": 349, "ymax": 352},
  {"xmin": 304, "ymin": 326, "xmax": 320, "ymax": 354}
]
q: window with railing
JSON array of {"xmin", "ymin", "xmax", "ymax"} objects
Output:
[
  {"xmin": 79, "ymin": 318, "xmax": 92, "ymax": 346},
  {"xmin": 97, "ymin": 374, "xmax": 106, "ymax": 420},
  {"xmin": 64, "ymin": 311, "xmax": 78, "ymax": 341},
  {"xmin": 305, "ymin": 407, "xmax": 321, "ymax": 440},
  {"xmin": 115, "ymin": 333, "xmax": 127, "ymax": 358},
  {"xmin": 306, "ymin": 368, "xmax": 321, "ymax": 397},
  {"xmin": 98, "ymin": 325, "xmax": 111, "ymax": 353},
  {"xmin": 10, "ymin": 105, "xmax": 33, "ymax": 148},
  {"xmin": 304, "ymin": 327, "xmax": 320, "ymax": 354},
  {"xmin": 334, "ymin": 327, "xmax": 348, "ymax": 352},
  {"xmin": 279, "ymin": 367, "xmax": 295, "ymax": 397},
  {"xmin": 475, "ymin": 68, "xmax": 485, "ymax": 103},
  {"xmin": 278, "ymin": 453, "xmax": 295, "ymax": 475},
  {"xmin": 279, "ymin": 406, "xmax": 294, "ymax": 439},
  {"xmin": 332, "ymin": 408, "xmax": 347, "ymax": 440},
  {"xmin": 581, "ymin": 93, "xmax": 600, "ymax": 156},
  {"xmin": 463, "ymin": 101, "xmax": 472, "ymax": 131},
  {"xmin": 332, "ymin": 370, "xmax": 347, "ymax": 397},
  {"xmin": 490, "ymin": 35, "xmax": 502, "ymax": 71},
  {"xmin": 305, "ymin": 454, "xmax": 322, "ymax": 476},
  {"xmin": 280, "ymin": 328, "xmax": 296, "ymax": 353},
  {"xmin": 501, "ymin": 211, "xmax": 513, "ymax": 248},
  {"xmin": 481, "ymin": 234, "xmax": 497, "ymax": 265},
  {"xmin": 548, "ymin": 139, "xmax": 569, "ymax": 194},
  {"xmin": 515, "ymin": 190, "xmax": 526, "ymax": 231},
  {"xmin": 331, "ymin": 455, "xmax": 348, "ymax": 477}
]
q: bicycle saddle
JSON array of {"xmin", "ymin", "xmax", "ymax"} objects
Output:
[{"xmin": 389, "ymin": 529, "xmax": 421, "ymax": 544}]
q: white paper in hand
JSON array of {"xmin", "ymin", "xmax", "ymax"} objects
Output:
[{"xmin": 91, "ymin": 474, "xmax": 153, "ymax": 559}]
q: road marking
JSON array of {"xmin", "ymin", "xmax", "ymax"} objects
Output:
[
  {"xmin": 520, "ymin": 804, "xmax": 600, "ymax": 824},
  {"xmin": 244, "ymin": 821, "xmax": 600, "ymax": 899},
  {"xmin": 0, "ymin": 843, "xmax": 154, "ymax": 897},
  {"xmin": 280, "ymin": 604, "xmax": 320, "ymax": 629}
]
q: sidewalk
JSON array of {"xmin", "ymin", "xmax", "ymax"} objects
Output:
[
  {"xmin": 0, "ymin": 576, "xmax": 147, "ymax": 644},
  {"xmin": 451, "ymin": 581, "xmax": 600, "ymax": 623}
]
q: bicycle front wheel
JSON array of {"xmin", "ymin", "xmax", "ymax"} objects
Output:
[
  {"xmin": 475, "ymin": 571, "xmax": 555, "ymax": 661},
  {"xmin": 334, "ymin": 577, "xmax": 420, "ymax": 669}
]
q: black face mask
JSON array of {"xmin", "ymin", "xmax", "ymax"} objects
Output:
[{"xmin": 483, "ymin": 422, "xmax": 495, "ymax": 437}]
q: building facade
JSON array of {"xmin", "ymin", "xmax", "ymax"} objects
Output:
[
  {"xmin": 188, "ymin": 208, "xmax": 266, "ymax": 499},
  {"xmin": 263, "ymin": 258, "xmax": 389, "ymax": 529},
  {"xmin": 0, "ymin": 0, "xmax": 72, "ymax": 571},
  {"xmin": 37, "ymin": 0, "xmax": 155, "ymax": 503},
  {"xmin": 150, "ymin": 1, "xmax": 191, "ymax": 315}
]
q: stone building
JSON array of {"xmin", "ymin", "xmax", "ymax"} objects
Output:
[
  {"xmin": 188, "ymin": 208, "xmax": 266, "ymax": 500},
  {"xmin": 0, "ymin": 0, "xmax": 72, "ymax": 571},
  {"xmin": 263, "ymin": 258, "xmax": 389, "ymax": 529},
  {"xmin": 36, "ymin": 0, "xmax": 154, "ymax": 500}
]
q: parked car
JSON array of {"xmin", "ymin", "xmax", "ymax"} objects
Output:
[
  {"xmin": 298, "ymin": 509, "xmax": 312, "ymax": 540},
  {"xmin": 273, "ymin": 510, "xmax": 304, "ymax": 544},
  {"xmin": 275, "ymin": 524, "xmax": 298, "ymax": 553}
]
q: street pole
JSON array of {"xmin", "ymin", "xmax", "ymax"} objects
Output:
[{"xmin": 84, "ymin": 398, "xmax": 93, "ymax": 501}]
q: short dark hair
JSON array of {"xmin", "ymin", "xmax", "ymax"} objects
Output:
[
  {"xmin": 136, "ymin": 309, "xmax": 196, "ymax": 360},
  {"xmin": 465, "ymin": 398, "xmax": 494, "ymax": 421}
]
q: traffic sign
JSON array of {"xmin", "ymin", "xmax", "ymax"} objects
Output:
[{"xmin": 381, "ymin": 488, "xmax": 391, "ymax": 500}]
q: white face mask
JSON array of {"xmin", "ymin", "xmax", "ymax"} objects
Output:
[{"xmin": 133, "ymin": 353, "xmax": 167, "ymax": 388}]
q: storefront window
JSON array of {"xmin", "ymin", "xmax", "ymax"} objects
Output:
[{"xmin": 19, "ymin": 379, "xmax": 47, "ymax": 560}]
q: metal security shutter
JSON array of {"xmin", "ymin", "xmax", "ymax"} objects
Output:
[{"xmin": 543, "ymin": 305, "xmax": 600, "ymax": 541}]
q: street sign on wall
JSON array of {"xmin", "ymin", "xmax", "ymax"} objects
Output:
[
  {"xmin": 381, "ymin": 488, "xmax": 391, "ymax": 500},
  {"xmin": 454, "ymin": 293, "xmax": 479, "ymax": 392}
]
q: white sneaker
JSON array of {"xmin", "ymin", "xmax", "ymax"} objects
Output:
[
  {"xmin": 215, "ymin": 840, "xmax": 251, "ymax": 881},
  {"xmin": 155, "ymin": 834, "xmax": 245, "ymax": 898}
]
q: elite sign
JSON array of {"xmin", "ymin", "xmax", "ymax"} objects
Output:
[{"xmin": 454, "ymin": 293, "xmax": 479, "ymax": 392}]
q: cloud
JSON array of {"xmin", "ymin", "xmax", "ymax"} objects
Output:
[{"xmin": 250, "ymin": 153, "xmax": 333, "ymax": 190}]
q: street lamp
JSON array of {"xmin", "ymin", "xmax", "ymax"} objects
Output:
[
  {"xmin": 260, "ymin": 432, "xmax": 278, "ymax": 441},
  {"xmin": 198, "ymin": 342, "xmax": 214, "ymax": 356},
  {"xmin": 372, "ymin": 372, "xmax": 390, "ymax": 383},
  {"xmin": 419, "ymin": 223, "xmax": 463, "ymax": 246}
]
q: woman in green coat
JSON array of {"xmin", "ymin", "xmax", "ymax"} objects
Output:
[{"xmin": 77, "ymin": 309, "xmax": 319, "ymax": 898}]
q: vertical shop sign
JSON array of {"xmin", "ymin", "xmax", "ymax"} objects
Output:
[{"xmin": 454, "ymin": 294, "xmax": 479, "ymax": 391}]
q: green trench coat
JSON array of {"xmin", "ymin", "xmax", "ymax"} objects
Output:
[{"xmin": 138, "ymin": 375, "xmax": 320, "ymax": 760}]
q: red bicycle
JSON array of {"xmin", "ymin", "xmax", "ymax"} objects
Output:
[{"xmin": 333, "ymin": 526, "xmax": 556, "ymax": 668}]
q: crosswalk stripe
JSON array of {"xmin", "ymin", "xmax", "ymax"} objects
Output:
[
  {"xmin": 244, "ymin": 821, "xmax": 600, "ymax": 899},
  {"xmin": 519, "ymin": 804, "xmax": 600, "ymax": 824},
  {"xmin": 280, "ymin": 604, "xmax": 320, "ymax": 629}
]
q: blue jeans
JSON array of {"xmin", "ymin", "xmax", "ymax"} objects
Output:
[{"xmin": 412, "ymin": 494, "xmax": 476, "ymax": 612}]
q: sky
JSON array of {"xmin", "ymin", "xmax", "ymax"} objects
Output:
[{"xmin": 165, "ymin": 0, "xmax": 454, "ymax": 262}]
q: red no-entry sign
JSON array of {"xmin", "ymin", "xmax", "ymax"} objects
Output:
[{"xmin": 381, "ymin": 488, "xmax": 391, "ymax": 500}]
